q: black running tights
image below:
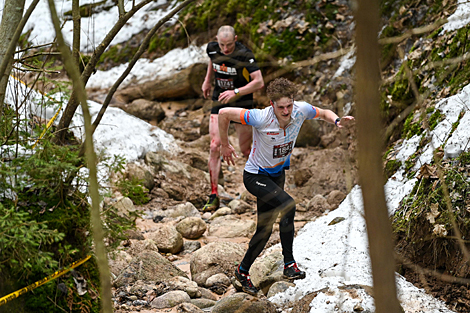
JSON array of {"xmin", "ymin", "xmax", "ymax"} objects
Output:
[{"xmin": 240, "ymin": 170, "xmax": 296, "ymax": 270}]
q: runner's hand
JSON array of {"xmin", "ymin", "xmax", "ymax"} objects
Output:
[
  {"xmin": 218, "ymin": 90, "xmax": 236, "ymax": 104},
  {"xmin": 337, "ymin": 116, "xmax": 355, "ymax": 128},
  {"xmin": 221, "ymin": 143, "xmax": 238, "ymax": 166},
  {"xmin": 202, "ymin": 80, "xmax": 211, "ymax": 99}
]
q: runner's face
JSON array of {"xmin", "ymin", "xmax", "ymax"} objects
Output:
[
  {"xmin": 217, "ymin": 34, "xmax": 237, "ymax": 55},
  {"xmin": 272, "ymin": 97, "xmax": 294, "ymax": 125}
]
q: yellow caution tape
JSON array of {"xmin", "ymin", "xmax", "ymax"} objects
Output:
[
  {"xmin": 31, "ymin": 103, "xmax": 63, "ymax": 149},
  {"xmin": 0, "ymin": 255, "xmax": 92, "ymax": 307}
]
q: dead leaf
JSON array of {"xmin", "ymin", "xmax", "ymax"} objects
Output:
[
  {"xmin": 426, "ymin": 203, "xmax": 440, "ymax": 224},
  {"xmin": 417, "ymin": 164, "xmax": 438, "ymax": 179},
  {"xmin": 433, "ymin": 224, "xmax": 447, "ymax": 237}
]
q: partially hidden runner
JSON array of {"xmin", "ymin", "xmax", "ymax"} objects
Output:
[
  {"xmin": 201, "ymin": 25, "xmax": 264, "ymax": 212},
  {"xmin": 218, "ymin": 77, "xmax": 355, "ymax": 296}
]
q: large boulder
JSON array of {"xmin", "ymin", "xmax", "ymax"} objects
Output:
[
  {"xmin": 190, "ymin": 242, "xmax": 245, "ymax": 287},
  {"xmin": 113, "ymin": 250, "xmax": 188, "ymax": 287},
  {"xmin": 147, "ymin": 224, "xmax": 184, "ymax": 254}
]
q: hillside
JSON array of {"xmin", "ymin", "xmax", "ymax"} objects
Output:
[{"xmin": 2, "ymin": 0, "xmax": 470, "ymax": 312}]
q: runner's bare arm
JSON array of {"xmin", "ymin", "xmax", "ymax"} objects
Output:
[
  {"xmin": 317, "ymin": 107, "xmax": 355, "ymax": 128},
  {"xmin": 218, "ymin": 107, "xmax": 243, "ymax": 165},
  {"xmin": 202, "ymin": 60, "xmax": 214, "ymax": 99},
  {"xmin": 219, "ymin": 70, "xmax": 264, "ymax": 104}
]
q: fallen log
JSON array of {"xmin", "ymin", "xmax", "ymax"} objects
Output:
[{"xmin": 115, "ymin": 62, "xmax": 207, "ymax": 103}]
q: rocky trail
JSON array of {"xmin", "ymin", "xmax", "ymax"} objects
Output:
[{"xmin": 106, "ymin": 97, "xmax": 358, "ymax": 313}]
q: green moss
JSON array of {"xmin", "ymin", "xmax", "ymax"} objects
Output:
[
  {"xmin": 428, "ymin": 109, "xmax": 442, "ymax": 130},
  {"xmin": 98, "ymin": 44, "xmax": 139, "ymax": 67},
  {"xmin": 385, "ymin": 159, "xmax": 402, "ymax": 179},
  {"xmin": 402, "ymin": 112, "xmax": 423, "ymax": 139}
]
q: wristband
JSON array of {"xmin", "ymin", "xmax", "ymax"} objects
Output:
[{"xmin": 335, "ymin": 117, "xmax": 341, "ymax": 126}]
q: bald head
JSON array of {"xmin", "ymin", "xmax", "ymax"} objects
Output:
[
  {"xmin": 216, "ymin": 25, "xmax": 237, "ymax": 55},
  {"xmin": 217, "ymin": 25, "xmax": 236, "ymax": 40}
]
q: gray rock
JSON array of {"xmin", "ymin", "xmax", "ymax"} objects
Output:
[
  {"xmin": 126, "ymin": 162, "xmax": 155, "ymax": 191},
  {"xmin": 198, "ymin": 287, "xmax": 218, "ymax": 301},
  {"xmin": 190, "ymin": 241, "xmax": 245, "ymax": 287},
  {"xmin": 166, "ymin": 276, "xmax": 198, "ymax": 292},
  {"xmin": 183, "ymin": 240, "xmax": 201, "ymax": 254},
  {"xmin": 307, "ymin": 194, "xmax": 331, "ymax": 215},
  {"xmin": 150, "ymin": 290, "xmax": 190, "ymax": 309},
  {"xmin": 176, "ymin": 217, "xmax": 207, "ymax": 239},
  {"xmin": 147, "ymin": 224, "xmax": 183, "ymax": 254},
  {"xmin": 153, "ymin": 202, "xmax": 200, "ymax": 220},
  {"xmin": 190, "ymin": 298, "xmax": 217, "ymax": 309},
  {"xmin": 211, "ymin": 292, "xmax": 276, "ymax": 313},
  {"xmin": 113, "ymin": 251, "xmax": 188, "ymax": 287},
  {"xmin": 250, "ymin": 250, "xmax": 283, "ymax": 287},
  {"xmin": 177, "ymin": 302, "xmax": 206, "ymax": 312},
  {"xmin": 208, "ymin": 215, "xmax": 256, "ymax": 238},
  {"xmin": 127, "ymin": 238, "xmax": 159, "ymax": 257},
  {"xmin": 209, "ymin": 207, "xmax": 232, "ymax": 220},
  {"xmin": 228, "ymin": 199, "xmax": 252, "ymax": 214},
  {"xmin": 327, "ymin": 190, "xmax": 346, "ymax": 209},
  {"xmin": 123, "ymin": 98, "xmax": 166, "ymax": 122},
  {"xmin": 266, "ymin": 281, "xmax": 295, "ymax": 298},
  {"xmin": 206, "ymin": 273, "xmax": 231, "ymax": 295},
  {"xmin": 296, "ymin": 118, "xmax": 321, "ymax": 147},
  {"xmin": 109, "ymin": 196, "xmax": 137, "ymax": 218}
]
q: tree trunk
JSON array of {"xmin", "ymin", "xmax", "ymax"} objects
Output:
[
  {"xmin": 353, "ymin": 0, "xmax": 403, "ymax": 312},
  {"xmin": 0, "ymin": 0, "xmax": 25, "ymax": 117},
  {"xmin": 114, "ymin": 62, "xmax": 206, "ymax": 103}
]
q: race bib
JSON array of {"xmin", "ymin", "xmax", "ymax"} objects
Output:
[
  {"xmin": 216, "ymin": 78, "xmax": 234, "ymax": 89},
  {"xmin": 273, "ymin": 141, "xmax": 293, "ymax": 158}
]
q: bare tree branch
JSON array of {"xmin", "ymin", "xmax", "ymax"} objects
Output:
[
  {"xmin": 117, "ymin": 0, "xmax": 125, "ymax": 17},
  {"xmin": 378, "ymin": 19, "xmax": 448, "ymax": 45}
]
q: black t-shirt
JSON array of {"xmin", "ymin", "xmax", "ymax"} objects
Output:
[{"xmin": 206, "ymin": 41, "xmax": 260, "ymax": 104}]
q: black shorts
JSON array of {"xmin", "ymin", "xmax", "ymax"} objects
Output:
[{"xmin": 210, "ymin": 99, "xmax": 254, "ymax": 115}]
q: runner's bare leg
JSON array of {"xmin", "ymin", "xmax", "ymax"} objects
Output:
[{"xmin": 208, "ymin": 114, "xmax": 221, "ymax": 195}]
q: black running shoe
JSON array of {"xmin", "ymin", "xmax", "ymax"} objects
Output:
[
  {"xmin": 283, "ymin": 262, "xmax": 306, "ymax": 280},
  {"xmin": 202, "ymin": 194, "xmax": 219, "ymax": 212},
  {"xmin": 234, "ymin": 266, "xmax": 259, "ymax": 296}
]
